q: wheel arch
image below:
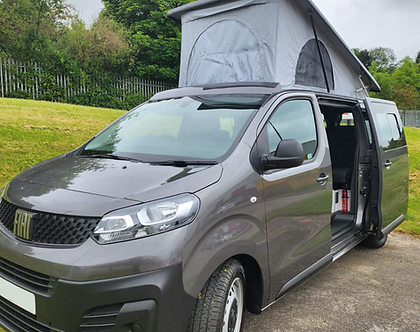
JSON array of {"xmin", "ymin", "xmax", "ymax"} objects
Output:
[
  {"xmin": 183, "ymin": 250, "xmax": 267, "ymax": 315},
  {"xmin": 233, "ymin": 254, "xmax": 264, "ymax": 314}
]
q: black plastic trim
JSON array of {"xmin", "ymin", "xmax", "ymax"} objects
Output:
[
  {"xmin": 0, "ymin": 264, "xmax": 195, "ymax": 332},
  {"xmin": 276, "ymin": 254, "xmax": 333, "ymax": 299}
]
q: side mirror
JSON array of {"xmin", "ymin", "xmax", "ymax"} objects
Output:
[{"xmin": 262, "ymin": 139, "xmax": 304, "ymax": 170}]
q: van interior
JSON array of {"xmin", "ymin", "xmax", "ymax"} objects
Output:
[{"xmin": 319, "ymin": 101, "xmax": 373, "ymax": 245}]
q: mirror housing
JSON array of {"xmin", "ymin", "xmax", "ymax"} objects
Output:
[{"xmin": 262, "ymin": 139, "xmax": 304, "ymax": 170}]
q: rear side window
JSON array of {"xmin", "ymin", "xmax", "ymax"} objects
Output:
[
  {"xmin": 266, "ymin": 99, "xmax": 317, "ymax": 160},
  {"xmin": 374, "ymin": 113, "xmax": 404, "ymax": 150}
]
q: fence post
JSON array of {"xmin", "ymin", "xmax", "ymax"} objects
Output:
[
  {"xmin": 30, "ymin": 61, "xmax": 34, "ymax": 100},
  {"xmin": 0, "ymin": 58, "xmax": 3, "ymax": 98},
  {"xmin": 35, "ymin": 62, "xmax": 39, "ymax": 99},
  {"xmin": 4, "ymin": 59, "xmax": 8, "ymax": 96},
  {"xmin": 23, "ymin": 61, "xmax": 27, "ymax": 94},
  {"xmin": 7, "ymin": 59, "xmax": 11, "ymax": 95}
]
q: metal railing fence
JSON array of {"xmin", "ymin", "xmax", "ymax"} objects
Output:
[{"xmin": 0, "ymin": 58, "xmax": 175, "ymax": 107}]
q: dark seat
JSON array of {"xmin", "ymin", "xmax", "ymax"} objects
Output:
[
  {"xmin": 185, "ymin": 113, "xmax": 231, "ymax": 143},
  {"xmin": 326, "ymin": 125, "xmax": 356, "ymax": 190}
]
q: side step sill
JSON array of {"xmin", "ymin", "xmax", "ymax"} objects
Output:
[{"xmin": 331, "ymin": 232, "xmax": 365, "ymax": 261}]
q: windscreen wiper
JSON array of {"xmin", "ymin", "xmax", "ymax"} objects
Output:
[
  {"xmin": 152, "ymin": 160, "xmax": 218, "ymax": 167},
  {"xmin": 78, "ymin": 154, "xmax": 142, "ymax": 162}
]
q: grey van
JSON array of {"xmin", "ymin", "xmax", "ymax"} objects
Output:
[
  {"xmin": 0, "ymin": 84, "xmax": 408, "ymax": 332},
  {"xmin": 0, "ymin": 0, "xmax": 410, "ymax": 331}
]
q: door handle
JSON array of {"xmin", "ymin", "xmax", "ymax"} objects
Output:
[
  {"xmin": 384, "ymin": 160, "xmax": 392, "ymax": 169},
  {"xmin": 317, "ymin": 174, "xmax": 329, "ymax": 185}
]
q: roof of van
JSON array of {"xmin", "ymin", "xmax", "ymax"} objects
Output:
[
  {"xmin": 150, "ymin": 82, "xmax": 282, "ymax": 101},
  {"xmin": 168, "ymin": 0, "xmax": 380, "ymax": 96}
]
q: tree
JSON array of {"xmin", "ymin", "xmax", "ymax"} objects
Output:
[
  {"xmin": 392, "ymin": 81, "xmax": 418, "ymax": 110},
  {"xmin": 58, "ymin": 15, "xmax": 133, "ymax": 74},
  {"xmin": 102, "ymin": 0, "xmax": 194, "ymax": 81},
  {"xmin": 416, "ymin": 51, "xmax": 420, "ymax": 64},
  {"xmin": 353, "ymin": 48, "xmax": 372, "ymax": 68},
  {"xmin": 0, "ymin": 0, "xmax": 75, "ymax": 61},
  {"xmin": 370, "ymin": 57, "xmax": 420, "ymax": 110},
  {"xmin": 0, "ymin": 0, "xmax": 36, "ymax": 56},
  {"xmin": 391, "ymin": 58, "xmax": 420, "ymax": 109},
  {"xmin": 392, "ymin": 58, "xmax": 420, "ymax": 90},
  {"xmin": 369, "ymin": 47, "xmax": 397, "ymax": 72},
  {"xmin": 369, "ymin": 62, "xmax": 394, "ymax": 101}
]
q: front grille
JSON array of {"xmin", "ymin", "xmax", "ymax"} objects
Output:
[
  {"xmin": 0, "ymin": 199, "xmax": 101, "ymax": 245},
  {"xmin": 0, "ymin": 295, "xmax": 63, "ymax": 332},
  {"xmin": 0, "ymin": 257, "xmax": 54, "ymax": 295},
  {"xmin": 0, "ymin": 199, "xmax": 16, "ymax": 232},
  {"xmin": 79, "ymin": 304, "xmax": 123, "ymax": 332}
]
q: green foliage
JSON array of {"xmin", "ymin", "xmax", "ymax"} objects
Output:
[
  {"xmin": 369, "ymin": 47, "xmax": 397, "ymax": 72},
  {"xmin": 369, "ymin": 62, "xmax": 394, "ymax": 101},
  {"xmin": 353, "ymin": 48, "xmax": 372, "ymax": 68},
  {"xmin": 102, "ymin": 0, "xmax": 194, "ymax": 81},
  {"xmin": 0, "ymin": 0, "xmax": 75, "ymax": 62},
  {"xmin": 391, "ymin": 59, "xmax": 420, "ymax": 109},
  {"xmin": 362, "ymin": 49, "xmax": 420, "ymax": 110},
  {"xmin": 57, "ymin": 16, "xmax": 133, "ymax": 74},
  {"xmin": 0, "ymin": 0, "xmax": 171, "ymax": 110},
  {"xmin": 0, "ymin": 0, "xmax": 182, "ymax": 94}
]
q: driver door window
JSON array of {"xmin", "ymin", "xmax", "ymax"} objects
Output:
[{"xmin": 267, "ymin": 99, "xmax": 318, "ymax": 160}]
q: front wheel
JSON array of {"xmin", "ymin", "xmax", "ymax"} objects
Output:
[{"xmin": 187, "ymin": 259, "xmax": 246, "ymax": 332}]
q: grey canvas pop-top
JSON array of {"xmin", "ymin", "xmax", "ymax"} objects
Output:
[{"xmin": 168, "ymin": 0, "xmax": 380, "ymax": 98}]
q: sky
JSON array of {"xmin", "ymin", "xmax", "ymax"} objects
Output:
[
  {"xmin": 66, "ymin": 0, "xmax": 104, "ymax": 26},
  {"xmin": 66, "ymin": 0, "xmax": 419, "ymax": 61},
  {"xmin": 313, "ymin": 0, "xmax": 419, "ymax": 61}
]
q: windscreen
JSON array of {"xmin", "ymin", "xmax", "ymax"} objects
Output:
[{"xmin": 79, "ymin": 95, "xmax": 265, "ymax": 161}]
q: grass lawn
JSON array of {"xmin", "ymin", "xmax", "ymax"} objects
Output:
[
  {"xmin": 0, "ymin": 98, "xmax": 124, "ymax": 186},
  {"xmin": 0, "ymin": 98, "xmax": 419, "ymax": 238},
  {"xmin": 401, "ymin": 127, "xmax": 420, "ymax": 236}
]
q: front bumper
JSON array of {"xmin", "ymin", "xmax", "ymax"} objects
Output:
[{"xmin": 0, "ymin": 262, "xmax": 195, "ymax": 332}]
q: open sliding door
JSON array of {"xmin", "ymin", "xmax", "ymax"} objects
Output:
[{"xmin": 364, "ymin": 98, "xmax": 409, "ymax": 237}]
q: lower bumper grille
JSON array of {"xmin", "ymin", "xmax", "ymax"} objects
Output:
[
  {"xmin": 0, "ymin": 257, "xmax": 54, "ymax": 295},
  {"xmin": 79, "ymin": 304, "xmax": 123, "ymax": 332},
  {"xmin": 0, "ymin": 295, "xmax": 63, "ymax": 332}
]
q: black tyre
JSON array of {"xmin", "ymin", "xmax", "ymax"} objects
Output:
[
  {"xmin": 187, "ymin": 259, "xmax": 246, "ymax": 332},
  {"xmin": 362, "ymin": 233, "xmax": 388, "ymax": 249}
]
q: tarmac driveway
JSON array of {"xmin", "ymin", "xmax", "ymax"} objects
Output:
[{"xmin": 243, "ymin": 233, "xmax": 420, "ymax": 332}]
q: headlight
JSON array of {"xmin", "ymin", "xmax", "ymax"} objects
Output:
[{"xmin": 93, "ymin": 194, "xmax": 200, "ymax": 244}]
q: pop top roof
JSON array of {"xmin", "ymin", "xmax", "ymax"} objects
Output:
[{"xmin": 168, "ymin": 0, "xmax": 380, "ymax": 98}]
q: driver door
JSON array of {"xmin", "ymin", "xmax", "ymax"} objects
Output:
[{"xmin": 256, "ymin": 94, "xmax": 333, "ymax": 302}]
